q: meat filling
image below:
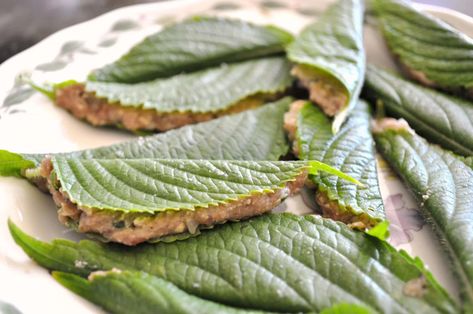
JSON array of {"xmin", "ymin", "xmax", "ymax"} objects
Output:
[
  {"xmin": 55, "ymin": 84, "xmax": 271, "ymax": 132},
  {"xmin": 292, "ymin": 65, "xmax": 347, "ymax": 116},
  {"xmin": 40, "ymin": 158, "xmax": 308, "ymax": 246},
  {"xmin": 284, "ymin": 100, "xmax": 376, "ymax": 230}
]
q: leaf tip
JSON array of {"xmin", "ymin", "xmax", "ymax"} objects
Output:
[{"xmin": 366, "ymin": 220, "xmax": 390, "ymax": 241}]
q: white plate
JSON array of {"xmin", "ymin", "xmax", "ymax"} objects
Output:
[{"xmin": 0, "ymin": 0, "xmax": 471, "ymax": 313}]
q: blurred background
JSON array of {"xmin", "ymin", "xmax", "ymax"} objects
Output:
[{"xmin": 0, "ymin": 0, "xmax": 471, "ymax": 63}]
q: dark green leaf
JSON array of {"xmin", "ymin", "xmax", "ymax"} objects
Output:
[
  {"xmin": 53, "ymin": 271, "xmax": 266, "ymax": 314},
  {"xmin": 374, "ymin": 121, "xmax": 473, "ymax": 308},
  {"xmin": 9, "ymin": 214, "xmax": 457, "ymax": 313},
  {"xmin": 364, "ymin": 65, "xmax": 473, "ymax": 156},
  {"xmin": 91, "ymin": 17, "xmax": 293, "ymax": 83},
  {"xmin": 287, "ymin": 0, "xmax": 365, "ymax": 130},
  {"xmin": 295, "ymin": 101, "xmax": 385, "ymax": 230},
  {"xmin": 373, "ymin": 0, "xmax": 473, "ymax": 97},
  {"xmin": 86, "ymin": 57, "xmax": 293, "ymax": 113}
]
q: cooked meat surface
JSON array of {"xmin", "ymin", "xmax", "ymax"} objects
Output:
[
  {"xmin": 39, "ymin": 159, "xmax": 307, "ymax": 246},
  {"xmin": 55, "ymin": 84, "xmax": 268, "ymax": 132},
  {"xmin": 283, "ymin": 100, "xmax": 306, "ymax": 157},
  {"xmin": 291, "ymin": 65, "xmax": 347, "ymax": 116}
]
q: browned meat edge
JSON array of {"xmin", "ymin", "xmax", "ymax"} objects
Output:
[
  {"xmin": 291, "ymin": 65, "xmax": 347, "ymax": 117},
  {"xmin": 39, "ymin": 158, "xmax": 308, "ymax": 246},
  {"xmin": 55, "ymin": 84, "xmax": 274, "ymax": 132},
  {"xmin": 283, "ymin": 100, "xmax": 375, "ymax": 230}
]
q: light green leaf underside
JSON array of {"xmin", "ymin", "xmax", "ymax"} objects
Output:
[
  {"xmin": 86, "ymin": 57, "xmax": 292, "ymax": 113},
  {"xmin": 0, "ymin": 150, "xmax": 35, "ymax": 177},
  {"xmin": 375, "ymin": 127, "xmax": 473, "ymax": 307},
  {"xmin": 9, "ymin": 214, "xmax": 457, "ymax": 313},
  {"xmin": 297, "ymin": 101, "xmax": 385, "ymax": 222},
  {"xmin": 53, "ymin": 271, "xmax": 267, "ymax": 314},
  {"xmin": 373, "ymin": 0, "xmax": 473, "ymax": 90},
  {"xmin": 23, "ymin": 99, "xmax": 292, "ymax": 166},
  {"xmin": 364, "ymin": 65, "xmax": 473, "ymax": 156},
  {"xmin": 90, "ymin": 17, "xmax": 293, "ymax": 83},
  {"xmin": 52, "ymin": 158, "xmax": 308, "ymax": 213},
  {"xmin": 287, "ymin": 0, "xmax": 365, "ymax": 119}
]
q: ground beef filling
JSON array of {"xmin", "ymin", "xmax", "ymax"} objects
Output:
[
  {"xmin": 40, "ymin": 158, "xmax": 308, "ymax": 246},
  {"xmin": 284, "ymin": 100, "xmax": 375, "ymax": 230},
  {"xmin": 55, "ymin": 84, "xmax": 270, "ymax": 132},
  {"xmin": 283, "ymin": 100, "xmax": 306, "ymax": 157},
  {"xmin": 292, "ymin": 65, "xmax": 347, "ymax": 116}
]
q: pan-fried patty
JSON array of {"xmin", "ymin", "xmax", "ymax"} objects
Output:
[
  {"xmin": 39, "ymin": 158, "xmax": 307, "ymax": 246},
  {"xmin": 55, "ymin": 84, "xmax": 269, "ymax": 132},
  {"xmin": 291, "ymin": 65, "xmax": 347, "ymax": 116}
]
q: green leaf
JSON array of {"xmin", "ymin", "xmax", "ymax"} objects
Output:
[
  {"xmin": 50, "ymin": 158, "xmax": 310, "ymax": 213},
  {"xmin": 9, "ymin": 214, "xmax": 457, "ymax": 313},
  {"xmin": 294, "ymin": 101, "xmax": 385, "ymax": 229},
  {"xmin": 365, "ymin": 220, "xmax": 390, "ymax": 241},
  {"xmin": 373, "ymin": 0, "xmax": 473, "ymax": 96},
  {"xmin": 364, "ymin": 65, "xmax": 473, "ymax": 156},
  {"xmin": 86, "ymin": 57, "xmax": 293, "ymax": 113},
  {"xmin": 287, "ymin": 0, "xmax": 365, "ymax": 128},
  {"xmin": 90, "ymin": 17, "xmax": 293, "ymax": 83},
  {"xmin": 374, "ymin": 121, "xmax": 473, "ymax": 308},
  {"xmin": 0, "ymin": 150, "xmax": 35, "ymax": 177},
  {"xmin": 53, "ymin": 271, "xmax": 266, "ymax": 314},
  {"xmin": 320, "ymin": 303, "xmax": 373, "ymax": 314},
  {"xmin": 20, "ymin": 98, "xmax": 292, "ymax": 167}
]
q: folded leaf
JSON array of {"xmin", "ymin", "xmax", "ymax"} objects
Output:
[
  {"xmin": 9, "ymin": 214, "xmax": 458, "ymax": 313},
  {"xmin": 291, "ymin": 100, "xmax": 385, "ymax": 232},
  {"xmin": 364, "ymin": 65, "xmax": 473, "ymax": 156},
  {"xmin": 374, "ymin": 120, "xmax": 473, "ymax": 309},
  {"xmin": 53, "ymin": 271, "xmax": 266, "ymax": 314},
  {"xmin": 1, "ymin": 98, "xmax": 291, "ymax": 175},
  {"xmin": 85, "ymin": 57, "xmax": 292, "ymax": 113},
  {"xmin": 287, "ymin": 0, "xmax": 365, "ymax": 130},
  {"xmin": 50, "ymin": 158, "xmax": 309, "ymax": 213},
  {"xmin": 373, "ymin": 0, "xmax": 473, "ymax": 98},
  {"xmin": 90, "ymin": 17, "xmax": 293, "ymax": 83}
]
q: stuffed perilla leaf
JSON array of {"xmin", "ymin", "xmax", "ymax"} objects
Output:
[
  {"xmin": 90, "ymin": 17, "xmax": 293, "ymax": 83},
  {"xmin": 288, "ymin": 100, "xmax": 385, "ymax": 233},
  {"xmin": 86, "ymin": 57, "xmax": 292, "ymax": 113},
  {"xmin": 287, "ymin": 0, "xmax": 365, "ymax": 131},
  {"xmin": 374, "ymin": 119, "xmax": 473, "ymax": 309},
  {"xmin": 364, "ymin": 65, "xmax": 473, "ymax": 156},
  {"xmin": 9, "ymin": 214, "xmax": 457, "ymax": 313},
  {"xmin": 0, "ymin": 98, "xmax": 292, "ymax": 175},
  {"xmin": 373, "ymin": 0, "xmax": 473, "ymax": 99},
  {"xmin": 50, "ymin": 158, "xmax": 310, "ymax": 213}
]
